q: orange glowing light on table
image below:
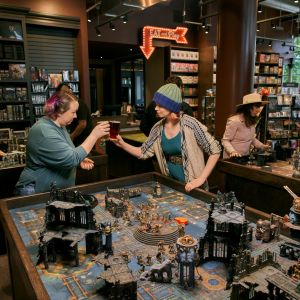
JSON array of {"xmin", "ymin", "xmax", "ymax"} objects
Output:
[{"xmin": 175, "ymin": 216, "xmax": 188, "ymax": 225}]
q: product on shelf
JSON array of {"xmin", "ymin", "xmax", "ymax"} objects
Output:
[{"xmin": 169, "ymin": 47, "xmax": 199, "ymax": 118}]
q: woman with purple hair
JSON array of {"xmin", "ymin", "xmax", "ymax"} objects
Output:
[{"xmin": 15, "ymin": 91, "xmax": 109, "ymax": 195}]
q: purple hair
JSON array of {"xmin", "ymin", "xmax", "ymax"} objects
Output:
[{"xmin": 44, "ymin": 91, "xmax": 78, "ymax": 120}]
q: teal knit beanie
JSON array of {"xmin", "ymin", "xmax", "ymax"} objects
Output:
[{"xmin": 153, "ymin": 83, "xmax": 182, "ymax": 113}]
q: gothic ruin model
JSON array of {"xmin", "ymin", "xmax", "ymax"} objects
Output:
[
  {"xmin": 198, "ymin": 191, "xmax": 251, "ymax": 265},
  {"xmin": 37, "ymin": 184, "xmax": 101, "ymax": 269}
]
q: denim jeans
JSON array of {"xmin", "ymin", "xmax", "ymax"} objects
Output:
[{"xmin": 14, "ymin": 183, "xmax": 35, "ymax": 196}]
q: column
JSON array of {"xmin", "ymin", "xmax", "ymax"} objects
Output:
[{"xmin": 215, "ymin": 0, "xmax": 257, "ymax": 139}]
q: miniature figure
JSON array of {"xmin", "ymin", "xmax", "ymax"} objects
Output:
[
  {"xmin": 153, "ymin": 181, "xmax": 162, "ymax": 198},
  {"xmin": 283, "ymin": 186, "xmax": 300, "ymax": 238},
  {"xmin": 176, "ymin": 235, "xmax": 199, "ymax": 288}
]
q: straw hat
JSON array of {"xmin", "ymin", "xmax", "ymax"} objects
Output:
[{"xmin": 236, "ymin": 93, "xmax": 269, "ymax": 107}]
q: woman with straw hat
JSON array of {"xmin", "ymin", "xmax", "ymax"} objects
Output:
[{"xmin": 222, "ymin": 92, "xmax": 270, "ymax": 158}]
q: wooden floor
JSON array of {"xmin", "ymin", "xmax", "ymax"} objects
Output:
[{"xmin": 0, "ymin": 254, "xmax": 12, "ymax": 300}]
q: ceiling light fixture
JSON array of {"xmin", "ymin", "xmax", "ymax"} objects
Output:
[
  {"xmin": 257, "ymin": 24, "xmax": 260, "ymax": 32},
  {"xmin": 122, "ymin": 14, "xmax": 128, "ymax": 24},
  {"xmin": 258, "ymin": 5, "xmax": 262, "ymax": 13},
  {"xmin": 268, "ymin": 41, "xmax": 272, "ymax": 47},
  {"xmin": 87, "ymin": 12, "xmax": 92, "ymax": 23},
  {"xmin": 109, "ymin": 22, "xmax": 116, "ymax": 31},
  {"xmin": 271, "ymin": 23, "xmax": 276, "ymax": 29},
  {"xmin": 205, "ymin": 26, "xmax": 209, "ymax": 34},
  {"xmin": 96, "ymin": 27, "xmax": 101, "ymax": 37},
  {"xmin": 294, "ymin": 0, "xmax": 299, "ymax": 3},
  {"xmin": 122, "ymin": 2, "xmax": 145, "ymax": 10},
  {"xmin": 201, "ymin": 19, "xmax": 206, "ymax": 28}
]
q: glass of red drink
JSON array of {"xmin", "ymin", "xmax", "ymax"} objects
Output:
[{"xmin": 109, "ymin": 121, "xmax": 120, "ymax": 140}]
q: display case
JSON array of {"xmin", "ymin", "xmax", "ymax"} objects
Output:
[{"xmin": 168, "ymin": 46, "xmax": 199, "ymax": 118}]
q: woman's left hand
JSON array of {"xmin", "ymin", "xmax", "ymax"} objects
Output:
[
  {"xmin": 185, "ymin": 177, "xmax": 205, "ymax": 192},
  {"xmin": 80, "ymin": 158, "xmax": 94, "ymax": 170},
  {"xmin": 261, "ymin": 144, "xmax": 271, "ymax": 151}
]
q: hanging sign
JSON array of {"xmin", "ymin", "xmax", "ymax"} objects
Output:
[{"xmin": 140, "ymin": 26, "xmax": 188, "ymax": 59}]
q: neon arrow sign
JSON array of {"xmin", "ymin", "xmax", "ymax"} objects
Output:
[{"xmin": 140, "ymin": 26, "xmax": 188, "ymax": 59}]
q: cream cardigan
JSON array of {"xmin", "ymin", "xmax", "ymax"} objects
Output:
[{"xmin": 140, "ymin": 114, "xmax": 221, "ymax": 183}]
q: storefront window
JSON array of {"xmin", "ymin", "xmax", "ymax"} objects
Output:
[{"xmin": 283, "ymin": 37, "xmax": 300, "ymax": 84}]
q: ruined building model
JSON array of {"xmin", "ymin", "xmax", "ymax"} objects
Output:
[
  {"xmin": 105, "ymin": 187, "xmax": 141, "ymax": 218},
  {"xmin": 176, "ymin": 235, "xmax": 199, "ymax": 288},
  {"xmin": 198, "ymin": 191, "xmax": 251, "ymax": 265},
  {"xmin": 96, "ymin": 254, "xmax": 137, "ymax": 300},
  {"xmin": 37, "ymin": 184, "xmax": 100, "ymax": 269},
  {"xmin": 255, "ymin": 214, "xmax": 280, "ymax": 243},
  {"xmin": 230, "ymin": 249, "xmax": 281, "ymax": 299}
]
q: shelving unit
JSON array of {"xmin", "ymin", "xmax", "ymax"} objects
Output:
[
  {"xmin": 168, "ymin": 46, "xmax": 199, "ymax": 119},
  {"xmin": 266, "ymin": 94, "xmax": 300, "ymax": 149},
  {"xmin": 30, "ymin": 68, "xmax": 80, "ymax": 122},
  {"xmin": 0, "ymin": 17, "xmax": 32, "ymax": 129},
  {"xmin": 254, "ymin": 52, "xmax": 283, "ymax": 95}
]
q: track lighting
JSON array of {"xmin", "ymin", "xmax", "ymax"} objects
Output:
[
  {"xmin": 96, "ymin": 27, "xmax": 101, "ymax": 37},
  {"xmin": 271, "ymin": 23, "xmax": 276, "ymax": 29},
  {"xmin": 201, "ymin": 19, "xmax": 206, "ymax": 29},
  {"xmin": 109, "ymin": 22, "xmax": 116, "ymax": 31},
  {"xmin": 87, "ymin": 12, "xmax": 92, "ymax": 23},
  {"xmin": 205, "ymin": 26, "xmax": 209, "ymax": 34},
  {"xmin": 268, "ymin": 41, "xmax": 272, "ymax": 47},
  {"xmin": 122, "ymin": 14, "xmax": 128, "ymax": 24},
  {"xmin": 258, "ymin": 5, "xmax": 262, "ymax": 13},
  {"xmin": 256, "ymin": 24, "xmax": 260, "ymax": 32}
]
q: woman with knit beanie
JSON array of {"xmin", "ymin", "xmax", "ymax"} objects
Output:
[{"xmin": 111, "ymin": 83, "xmax": 221, "ymax": 192}]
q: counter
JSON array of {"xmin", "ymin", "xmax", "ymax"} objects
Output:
[{"xmin": 217, "ymin": 159, "xmax": 300, "ymax": 215}]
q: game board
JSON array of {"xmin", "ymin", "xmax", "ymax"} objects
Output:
[{"xmin": 3, "ymin": 176, "xmax": 300, "ymax": 299}]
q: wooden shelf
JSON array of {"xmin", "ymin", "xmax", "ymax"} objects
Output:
[
  {"xmin": 0, "ymin": 119, "xmax": 30, "ymax": 123},
  {"xmin": 0, "ymin": 100, "xmax": 28, "ymax": 104},
  {"xmin": 0, "ymin": 79, "xmax": 26, "ymax": 83}
]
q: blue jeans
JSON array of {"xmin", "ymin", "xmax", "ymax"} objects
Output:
[{"xmin": 14, "ymin": 183, "xmax": 36, "ymax": 196}]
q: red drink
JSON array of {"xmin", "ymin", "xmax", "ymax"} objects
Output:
[{"xmin": 109, "ymin": 121, "xmax": 120, "ymax": 139}]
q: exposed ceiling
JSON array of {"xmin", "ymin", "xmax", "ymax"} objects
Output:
[
  {"xmin": 260, "ymin": 0, "xmax": 300, "ymax": 13},
  {"xmin": 87, "ymin": 0, "xmax": 300, "ymax": 61},
  {"xmin": 87, "ymin": 0, "xmax": 181, "ymax": 61},
  {"xmin": 86, "ymin": 0, "xmax": 169, "ymax": 26}
]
